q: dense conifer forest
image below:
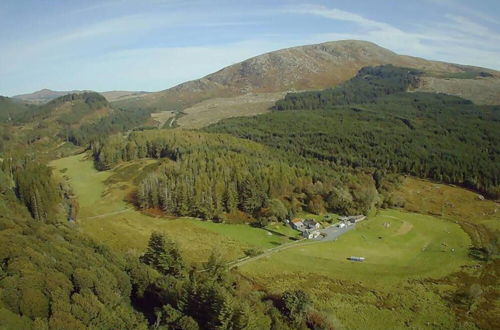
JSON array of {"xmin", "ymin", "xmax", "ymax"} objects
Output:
[
  {"xmin": 274, "ymin": 65, "xmax": 422, "ymax": 110},
  {"xmin": 208, "ymin": 67, "xmax": 500, "ymax": 198},
  {"xmin": 0, "ymin": 165, "xmax": 330, "ymax": 329},
  {"xmin": 92, "ymin": 130, "xmax": 381, "ymax": 221}
]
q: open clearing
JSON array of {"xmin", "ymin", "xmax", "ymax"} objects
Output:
[
  {"xmin": 151, "ymin": 110, "xmax": 175, "ymax": 128},
  {"xmin": 237, "ymin": 209, "xmax": 479, "ymax": 329},
  {"xmin": 393, "ymin": 177, "xmax": 499, "ymax": 232},
  {"xmin": 239, "ymin": 209, "xmax": 472, "ymax": 283},
  {"xmin": 176, "ymin": 92, "xmax": 286, "ymax": 129},
  {"xmin": 50, "ymin": 156, "xmax": 495, "ymax": 329},
  {"xmin": 50, "ymin": 154, "xmax": 292, "ymax": 262}
]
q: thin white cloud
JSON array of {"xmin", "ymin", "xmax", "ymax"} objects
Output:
[
  {"xmin": 287, "ymin": 4, "xmax": 389, "ymax": 30},
  {"xmin": 288, "ymin": 4, "xmax": 500, "ymax": 70},
  {"xmin": 427, "ymin": 0, "xmax": 499, "ymax": 26}
]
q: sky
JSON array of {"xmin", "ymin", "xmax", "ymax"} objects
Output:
[{"xmin": 1, "ymin": 0, "xmax": 499, "ymax": 96}]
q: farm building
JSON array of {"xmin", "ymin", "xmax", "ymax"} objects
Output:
[
  {"xmin": 339, "ymin": 215, "xmax": 366, "ymax": 224},
  {"xmin": 303, "ymin": 219, "xmax": 321, "ymax": 230},
  {"xmin": 290, "ymin": 218, "xmax": 305, "ymax": 230},
  {"xmin": 291, "ymin": 218, "xmax": 320, "ymax": 232},
  {"xmin": 303, "ymin": 229, "xmax": 321, "ymax": 239}
]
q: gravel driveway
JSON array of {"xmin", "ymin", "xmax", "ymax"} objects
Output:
[{"xmin": 313, "ymin": 223, "xmax": 356, "ymax": 241}]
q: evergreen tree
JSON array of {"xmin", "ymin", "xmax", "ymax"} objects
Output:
[{"xmin": 140, "ymin": 232, "xmax": 185, "ymax": 277}]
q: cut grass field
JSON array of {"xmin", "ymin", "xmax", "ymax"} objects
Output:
[
  {"xmin": 49, "ymin": 154, "xmax": 291, "ymax": 262},
  {"xmin": 239, "ymin": 209, "xmax": 472, "ymax": 283},
  {"xmin": 238, "ymin": 209, "xmax": 478, "ymax": 329}
]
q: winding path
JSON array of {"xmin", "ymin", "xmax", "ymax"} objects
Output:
[{"xmin": 81, "ymin": 207, "xmax": 134, "ymax": 220}]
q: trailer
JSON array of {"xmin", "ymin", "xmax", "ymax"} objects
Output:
[{"xmin": 348, "ymin": 256, "xmax": 365, "ymax": 262}]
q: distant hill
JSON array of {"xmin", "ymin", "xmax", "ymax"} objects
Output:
[
  {"xmin": 0, "ymin": 92, "xmax": 118, "ymax": 157},
  {"xmin": 0, "ymin": 96, "xmax": 34, "ymax": 123},
  {"xmin": 13, "ymin": 89, "xmax": 85, "ymax": 104},
  {"xmin": 13, "ymin": 89, "xmax": 149, "ymax": 104},
  {"xmin": 21, "ymin": 92, "xmax": 113, "ymax": 127},
  {"xmin": 113, "ymin": 40, "xmax": 500, "ymax": 112}
]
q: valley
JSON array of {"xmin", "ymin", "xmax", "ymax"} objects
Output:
[
  {"xmin": 1, "ymin": 36, "xmax": 499, "ymax": 329},
  {"xmin": 48, "ymin": 150, "xmax": 497, "ymax": 329}
]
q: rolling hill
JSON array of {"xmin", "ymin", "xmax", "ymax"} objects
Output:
[
  {"xmin": 113, "ymin": 40, "xmax": 500, "ymax": 115},
  {"xmin": 13, "ymin": 88, "xmax": 149, "ymax": 104}
]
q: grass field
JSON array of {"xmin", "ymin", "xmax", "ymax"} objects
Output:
[
  {"xmin": 238, "ymin": 209, "xmax": 478, "ymax": 329},
  {"xmin": 240, "ymin": 209, "xmax": 472, "ymax": 284},
  {"xmin": 49, "ymin": 153, "xmax": 291, "ymax": 262},
  {"xmin": 50, "ymin": 155, "xmax": 497, "ymax": 329}
]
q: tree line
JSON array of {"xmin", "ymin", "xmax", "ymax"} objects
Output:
[
  {"xmin": 274, "ymin": 65, "xmax": 422, "ymax": 110},
  {"xmin": 92, "ymin": 130, "xmax": 381, "ymax": 222},
  {"xmin": 0, "ymin": 157, "xmax": 67, "ymax": 222},
  {"xmin": 208, "ymin": 78, "xmax": 500, "ymax": 198}
]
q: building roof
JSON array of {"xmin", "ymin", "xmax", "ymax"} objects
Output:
[
  {"xmin": 291, "ymin": 218, "xmax": 303, "ymax": 224},
  {"xmin": 303, "ymin": 219, "xmax": 318, "ymax": 226}
]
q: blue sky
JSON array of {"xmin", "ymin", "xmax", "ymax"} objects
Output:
[{"xmin": 1, "ymin": 0, "xmax": 499, "ymax": 96}]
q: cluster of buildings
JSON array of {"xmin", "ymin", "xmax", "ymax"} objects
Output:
[
  {"xmin": 338, "ymin": 215, "xmax": 366, "ymax": 225},
  {"xmin": 290, "ymin": 218, "xmax": 321, "ymax": 239},
  {"xmin": 288, "ymin": 214, "xmax": 366, "ymax": 239}
]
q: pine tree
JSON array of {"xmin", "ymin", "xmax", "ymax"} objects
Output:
[{"xmin": 140, "ymin": 232, "xmax": 185, "ymax": 277}]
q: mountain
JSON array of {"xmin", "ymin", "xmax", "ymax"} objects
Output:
[
  {"xmin": 13, "ymin": 89, "xmax": 149, "ymax": 104},
  {"xmin": 113, "ymin": 40, "xmax": 500, "ymax": 112}
]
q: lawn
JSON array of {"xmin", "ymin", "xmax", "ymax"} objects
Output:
[
  {"xmin": 240, "ymin": 209, "xmax": 472, "ymax": 284},
  {"xmin": 188, "ymin": 220, "xmax": 293, "ymax": 249},
  {"xmin": 237, "ymin": 209, "xmax": 477, "ymax": 329}
]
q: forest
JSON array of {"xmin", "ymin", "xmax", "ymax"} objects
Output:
[
  {"xmin": 65, "ymin": 106, "xmax": 155, "ymax": 146},
  {"xmin": 0, "ymin": 164, "xmax": 331, "ymax": 329},
  {"xmin": 208, "ymin": 67, "xmax": 500, "ymax": 198},
  {"xmin": 273, "ymin": 65, "xmax": 422, "ymax": 110},
  {"xmin": 91, "ymin": 130, "xmax": 382, "ymax": 222}
]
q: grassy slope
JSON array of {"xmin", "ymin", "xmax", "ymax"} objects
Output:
[
  {"xmin": 49, "ymin": 154, "xmax": 291, "ymax": 262},
  {"xmin": 393, "ymin": 177, "xmax": 499, "ymax": 233}
]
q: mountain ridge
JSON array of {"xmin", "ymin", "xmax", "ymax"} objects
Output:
[{"xmin": 113, "ymin": 40, "xmax": 500, "ymax": 112}]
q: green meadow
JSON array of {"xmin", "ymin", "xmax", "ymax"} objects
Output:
[
  {"xmin": 50, "ymin": 154, "xmax": 488, "ymax": 329},
  {"xmin": 49, "ymin": 153, "xmax": 293, "ymax": 262},
  {"xmin": 237, "ymin": 209, "xmax": 477, "ymax": 329},
  {"xmin": 240, "ymin": 209, "xmax": 472, "ymax": 283}
]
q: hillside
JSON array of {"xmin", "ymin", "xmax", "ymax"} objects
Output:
[
  {"xmin": 13, "ymin": 89, "xmax": 149, "ymax": 104},
  {"xmin": 16, "ymin": 92, "xmax": 113, "ymax": 127},
  {"xmin": 0, "ymin": 96, "xmax": 33, "ymax": 123},
  {"xmin": 207, "ymin": 66, "xmax": 500, "ymax": 198},
  {"xmin": 114, "ymin": 40, "xmax": 500, "ymax": 114},
  {"xmin": 0, "ymin": 92, "xmax": 116, "ymax": 158}
]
